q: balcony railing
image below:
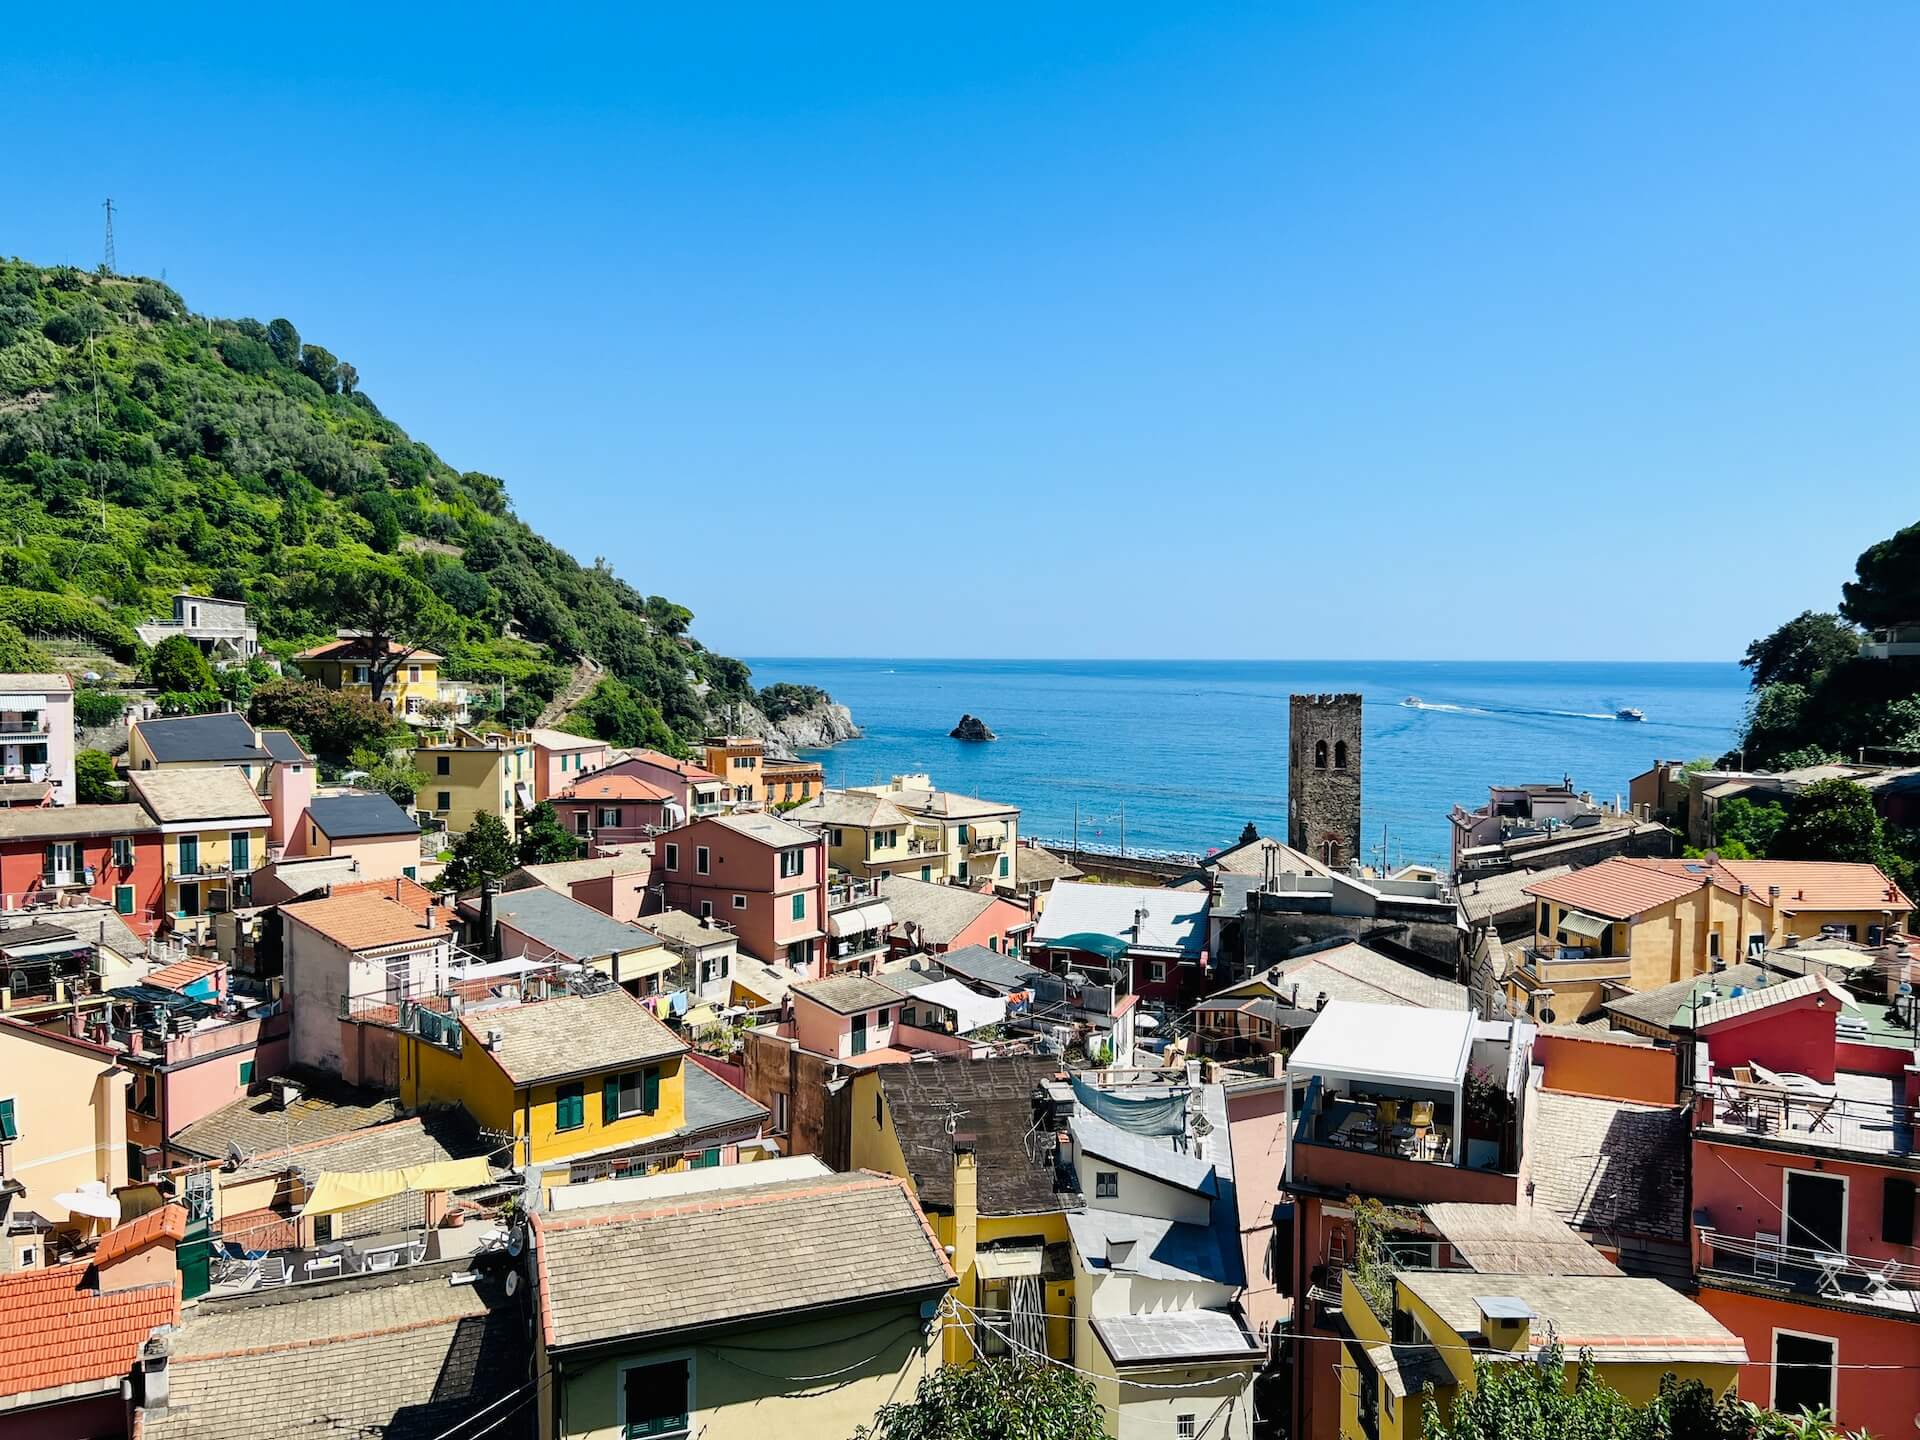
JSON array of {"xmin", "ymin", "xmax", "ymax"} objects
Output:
[
  {"xmin": 39, "ymin": 868, "xmax": 91, "ymax": 889},
  {"xmin": 1697, "ymin": 1225, "xmax": 1920, "ymax": 1312},
  {"xmin": 0, "ymin": 719, "xmax": 49, "ymax": 736},
  {"xmin": 969, "ymin": 835, "xmax": 1004, "ymax": 854},
  {"xmin": 168, "ymin": 860, "xmax": 249, "ymax": 882},
  {"xmin": 1698, "ymin": 1079, "xmax": 1912, "ymax": 1157},
  {"xmin": 827, "ymin": 877, "xmax": 884, "ymax": 909}
]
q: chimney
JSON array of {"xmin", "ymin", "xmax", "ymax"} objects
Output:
[
  {"xmin": 952, "ymin": 1138, "xmax": 978, "ymax": 1295},
  {"xmin": 68, "ymin": 1007, "xmax": 85, "ymax": 1038}
]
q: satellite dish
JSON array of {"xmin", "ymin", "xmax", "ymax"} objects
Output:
[
  {"xmin": 225, "ymin": 1141, "xmax": 247, "ymax": 1170},
  {"xmin": 505, "ymin": 1271, "xmax": 521, "ymax": 1296},
  {"xmin": 506, "ymin": 1231, "xmax": 525, "ymax": 1258}
]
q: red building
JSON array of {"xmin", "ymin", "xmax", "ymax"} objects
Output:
[
  {"xmin": 656, "ymin": 812, "xmax": 828, "ymax": 976},
  {"xmin": 552, "ymin": 772, "xmax": 675, "ymax": 848},
  {"xmin": 1028, "ymin": 879, "xmax": 1210, "ymax": 1008},
  {"xmin": 0, "ymin": 804, "xmax": 165, "ymax": 937},
  {"xmin": 1689, "ymin": 973, "xmax": 1920, "ymax": 1435}
]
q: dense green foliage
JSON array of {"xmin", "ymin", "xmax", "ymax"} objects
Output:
[
  {"xmin": 71, "ymin": 687, "xmax": 125, "ymax": 727},
  {"xmin": 852, "ymin": 1358, "xmax": 1108, "ymax": 1440},
  {"xmin": 0, "ymin": 621, "xmax": 52, "ymax": 671},
  {"xmin": 248, "ymin": 677, "xmax": 394, "ymax": 760},
  {"xmin": 145, "ymin": 634, "xmax": 214, "ymax": 692},
  {"xmin": 518, "ymin": 802, "xmax": 585, "ymax": 866},
  {"xmin": 0, "ymin": 258, "xmax": 769, "ymax": 742},
  {"xmin": 1772, "ymin": 778, "xmax": 1911, "ymax": 881},
  {"xmin": 758, "ymin": 682, "xmax": 827, "ymax": 721},
  {"xmin": 440, "ymin": 812, "xmax": 518, "ymax": 893},
  {"xmin": 74, "ymin": 748, "xmax": 116, "ymax": 802},
  {"xmin": 564, "ymin": 677, "xmax": 681, "ymax": 755},
  {"xmin": 1421, "ymin": 1346, "xmax": 1859, "ymax": 1440}
]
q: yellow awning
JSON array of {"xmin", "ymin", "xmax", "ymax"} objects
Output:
[
  {"xmin": 301, "ymin": 1158, "xmax": 495, "ymax": 1218},
  {"xmin": 684, "ymin": 1003, "xmax": 721, "ymax": 1030}
]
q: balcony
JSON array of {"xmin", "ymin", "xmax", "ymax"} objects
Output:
[
  {"xmin": 1697, "ymin": 1074, "xmax": 1912, "ymax": 1157},
  {"xmin": 969, "ymin": 835, "xmax": 1004, "ymax": 855},
  {"xmin": 827, "ymin": 876, "xmax": 884, "ymax": 910},
  {"xmin": 0, "ymin": 717, "xmax": 49, "ymax": 737},
  {"xmin": 1697, "ymin": 1225, "xmax": 1920, "ymax": 1315},
  {"xmin": 39, "ymin": 867, "xmax": 93, "ymax": 889},
  {"xmin": 168, "ymin": 860, "xmax": 249, "ymax": 883}
]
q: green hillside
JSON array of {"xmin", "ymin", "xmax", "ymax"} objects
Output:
[{"xmin": 0, "ymin": 257, "xmax": 770, "ymax": 745}]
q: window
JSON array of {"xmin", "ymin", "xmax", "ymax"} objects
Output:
[
  {"xmin": 689, "ymin": 1147, "xmax": 721, "ymax": 1169},
  {"xmin": 437, "ymin": 791, "xmax": 451, "ymax": 813},
  {"xmin": 621, "ymin": 1358, "xmax": 690, "ymax": 1438},
  {"xmin": 696, "ymin": 846, "xmax": 710, "ymax": 876},
  {"xmin": 437, "ymin": 756, "xmax": 451, "ymax": 776},
  {"xmin": 230, "ymin": 834, "xmax": 250, "ymax": 872},
  {"xmin": 773, "ymin": 1092, "xmax": 789, "ymax": 1133},
  {"xmin": 957, "ymin": 862, "xmax": 969, "ymax": 883},
  {"xmin": 111, "ymin": 836, "xmax": 134, "ymax": 868},
  {"xmin": 664, "ymin": 843, "xmax": 679, "ymax": 871},
  {"xmin": 1334, "ymin": 740, "xmax": 1348, "ymax": 769},
  {"xmin": 877, "ymin": 1009, "xmax": 891, "ymax": 1028},
  {"xmin": 114, "ymin": 884, "xmax": 135, "ymax": 915},
  {"xmin": 403, "ymin": 865, "xmax": 417, "ymax": 880},
  {"xmin": 791, "ymin": 893, "xmax": 806, "ymax": 922},
  {"xmin": 555, "ymin": 1083, "xmax": 585, "ymax": 1131},
  {"xmin": 1772, "ymin": 1331, "xmax": 1836, "ymax": 1419},
  {"xmin": 239, "ymin": 1061, "xmax": 255, "ymax": 1086},
  {"xmin": 778, "ymin": 848, "xmax": 804, "ymax": 878},
  {"xmin": 1314, "ymin": 739, "xmax": 1328, "ymax": 769},
  {"xmin": 957, "ymin": 824, "xmax": 970, "ymax": 843},
  {"xmin": 785, "ymin": 940, "xmax": 810, "ymax": 969},
  {"xmin": 407, "ymin": 664, "xmax": 422, "ymax": 683},
  {"xmin": 1886, "ymin": 1176, "xmax": 1917, "ymax": 1247},
  {"xmin": 699, "ymin": 900, "xmax": 713, "ymax": 919},
  {"xmin": 828, "ymin": 828, "xmax": 844, "ymax": 847},
  {"xmin": 1177, "ymin": 1417, "xmax": 1196, "ymax": 1440},
  {"xmin": 598, "ymin": 807, "xmax": 622, "ymax": 828},
  {"xmin": 0, "ymin": 1096, "xmax": 17, "ymax": 1142},
  {"xmin": 1095, "ymin": 1171, "xmax": 1119, "ymax": 1198},
  {"xmin": 921, "ymin": 866, "xmax": 932, "ymax": 881},
  {"xmin": 352, "ymin": 665, "xmax": 369, "ymax": 684},
  {"xmin": 607, "ymin": 1069, "xmax": 661, "ymax": 1120},
  {"xmin": 999, "ymin": 855, "xmax": 1009, "ymax": 877},
  {"xmin": 1149, "ymin": 961, "xmax": 1167, "ymax": 983}
]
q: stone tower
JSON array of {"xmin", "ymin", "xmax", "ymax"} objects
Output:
[{"xmin": 1288, "ymin": 693, "xmax": 1363, "ymax": 869}]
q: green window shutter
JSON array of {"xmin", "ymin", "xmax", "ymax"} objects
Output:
[
  {"xmin": 999, "ymin": 856, "xmax": 1009, "ymax": 877},
  {"xmin": 239, "ymin": 1061, "xmax": 255, "ymax": 1085},
  {"xmin": 604, "ymin": 1075, "xmax": 622, "ymax": 1125},
  {"xmin": 0, "ymin": 1097, "xmax": 16, "ymax": 1142},
  {"xmin": 643, "ymin": 1068, "xmax": 661, "ymax": 1114},
  {"xmin": 921, "ymin": 866, "xmax": 931, "ymax": 881},
  {"xmin": 115, "ymin": 885, "xmax": 134, "ymax": 915},
  {"xmin": 958, "ymin": 824, "xmax": 969, "ymax": 843},
  {"xmin": 691, "ymin": 1147, "xmax": 720, "ymax": 1169},
  {"xmin": 791, "ymin": 893, "xmax": 805, "ymax": 922},
  {"xmin": 557, "ymin": 1083, "xmax": 584, "ymax": 1131}
]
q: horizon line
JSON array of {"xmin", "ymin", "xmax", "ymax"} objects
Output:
[{"xmin": 738, "ymin": 654, "xmax": 1746, "ymax": 666}]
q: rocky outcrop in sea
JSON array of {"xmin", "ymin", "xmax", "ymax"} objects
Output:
[
  {"xmin": 949, "ymin": 714, "xmax": 996, "ymax": 741},
  {"xmin": 714, "ymin": 696, "xmax": 863, "ymax": 759}
]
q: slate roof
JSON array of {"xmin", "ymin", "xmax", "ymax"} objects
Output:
[
  {"xmin": 229, "ymin": 1112, "xmax": 489, "ymax": 1183},
  {"xmin": 491, "ymin": 886, "xmax": 663, "ymax": 962},
  {"xmin": 169, "ymin": 1069, "xmax": 403, "ymax": 1162},
  {"xmin": 1423, "ymin": 1202, "xmax": 1621, "ymax": 1276},
  {"xmin": 1067, "ymin": 1209, "xmax": 1238, "ymax": 1287},
  {"xmin": 1073, "ymin": 1108, "xmax": 1215, "ymax": 1195},
  {"xmin": 877, "ymin": 1055, "xmax": 1074, "ymax": 1215},
  {"xmin": 683, "ymin": 1063, "xmax": 769, "ymax": 1136},
  {"xmin": 1209, "ymin": 872, "xmax": 1262, "ymax": 920},
  {"xmin": 0, "ymin": 802, "xmax": 156, "ymax": 842},
  {"xmin": 535, "ymin": 1171, "xmax": 953, "ymax": 1350},
  {"xmin": 130, "ymin": 711, "xmax": 268, "ymax": 764},
  {"xmin": 881, "ymin": 876, "xmax": 1009, "ymax": 946},
  {"xmin": 792, "ymin": 972, "xmax": 901, "ymax": 1015},
  {"xmin": 932, "ymin": 944, "xmax": 1049, "ymax": 992},
  {"xmin": 128, "ymin": 765, "xmax": 268, "ymax": 824},
  {"xmin": 1033, "ymin": 881, "xmax": 1208, "ymax": 958},
  {"xmin": 641, "ymin": 908, "xmax": 740, "ymax": 951},
  {"xmin": 256, "ymin": 727, "xmax": 309, "ymax": 764},
  {"xmin": 282, "ymin": 890, "xmax": 447, "ymax": 952},
  {"xmin": 1525, "ymin": 1089, "xmax": 1692, "ymax": 1243},
  {"xmin": 0, "ymin": 1263, "xmax": 177, "ymax": 1402},
  {"xmin": 147, "ymin": 1267, "xmax": 525, "ymax": 1440},
  {"xmin": 308, "ymin": 791, "xmax": 418, "ymax": 840},
  {"xmin": 1398, "ymin": 1272, "xmax": 1747, "ymax": 1365},
  {"xmin": 466, "ymin": 988, "xmax": 686, "ymax": 1087},
  {"xmin": 1092, "ymin": 1309, "xmax": 1259, "ymax": 1366}
]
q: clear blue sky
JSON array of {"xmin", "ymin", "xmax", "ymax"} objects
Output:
[{"xmin": 7, "ymin": 6, "xmax": 1917, "ymax": 662}]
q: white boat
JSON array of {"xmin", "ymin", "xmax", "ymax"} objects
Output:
[{"xmin": 1616, "ymin": 707, "xmax": 1645, "ymax": 722}]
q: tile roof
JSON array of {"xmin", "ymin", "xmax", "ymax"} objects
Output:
[
  {"xmin": 491, "ymin": 886, "xmax": 663, "ymax": 962},
  {"xmin": 792, "ymin": 973, "xmax": 901, "ymax": 1015},
  {"xmin": 1719, "ymin": 859, "xmax": 1913, "ymax": 913},
  {"xmin": 168, "ymin": 1070, "xmax": 402, "ymax": 1161},
  {"xmin": 294, "ymin": 636, "xmax": 443, "ymax": 662},
  {"xmin": 639, "ymin": 908, "xmax": 739, "ymax": 950},
  {"xmin": 1032, "ymin": 881, "xmax": 1208, "ymax": 958},
  {"xmin": 144, "ymin": 956, "xmax": 223, "ymax": 992},
  {"xmin": 146, "ymin": 1268, "xmax": 523, "ymax": 1440},
  {"xmin": 128, "ymin": 765, "xmax": 268, "ymax": 824},
  {"xmin": 1422, "ymin": 1203, "xmax": 1621, "ymax": 1276},
  {"xmin": 1397, "ymin": 1271, "xmax": 1747, "ymax": 1365},
  {"xmin": 93, "ymin": 1204, "xmax": 188, "ymax": 1267},
  {"xmin": 327, "ymin": 875, "xmax": 437, "ymax": 916},
  {"xmin": 784, "ymin": 790, "xmax": 918, "ymax": 828},
  {"xmin": 1525, "ymin": 1090, "xmax": 1691, "ymax": 1243},
  {"xmin": 506, "ymin": 853, "xmax": 651, "ymax": 891},
  {"xmin": 882, "ymin": 787, "xmax": 1019, "ymax": 821},
  {"xmin": 877, "ymin": 1056, "xmax": 1075, "ymax": 1215},
  {"xmin": 308, "ymin": 791, "xmax": 418, "ymax": 839},
  {"xmin": 882, "ymin": 876, "xmax": 1010, "ymax": 946},
  {"xmin": 229, "ymin": 1112, "xmax": 489, "ymax": 1183},
  {"xmin": 1600, "ymin": 963, "xmax": 1768, "ymax": 1031},
  {"xmin": 0, "ymin": 801, "xmax": 156, "ymax": 842},
  {"xmin": 1092, "ymin": 1309, "xmax": 1259, "ymax": 1366},
  {"xmin": 1690, "ymin": 972, "xmax": 1853, "ymax": 1030},
  {"xmin": 0, "ymin": 1262, "xmax": 177, "ymax": 1402},
  {"xmin": 130, "ymin": 711, "xmax": 268, "ymax": 764},
  {"xmin": 283, "ymin": 889, "xmax": 447, "ymax": 952},
  {"xmin": 1525, "ymin": 857, "xmax": 1735, "ymax": 920},
  {"xmin": 466, "ymin": 988, "xmax": 686, "ymax": 1086},
  {"xmin": 1014, "ymin": 845, "xmax": 1082, "ymax": 886},
  {"xmin": 557, "ymin": 773, "xmax": 673, "ymax": 803},
  {"xmin": 706, "ymin": 810, "xmax": 819, "ymax": 848},
  {"xmin": 1459, "ymin": 865, "xmax": 1573, "ymax": 925},
  {"xmin": 624, "ymin": 750, "xmax": 721, "ymax": 783},
  {"xmin": 530, "ymin": 727, "xmax": 607, "ymax": 752},
  {"xmin": 1236, "ymin": 941, "xmax": 1466, "ymax": 1011},
  {"xmin": 535, "ymin": 1171, "xmax": 953, "ymax": 1350},
  {"xmin": 1205, "ymin": 834, "xmax": 1332, "ymax": 878}
]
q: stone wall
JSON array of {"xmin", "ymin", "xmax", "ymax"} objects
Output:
[{"xmin": 1287, "ymin": 693, "xmax": 1363, "ymax": 869}]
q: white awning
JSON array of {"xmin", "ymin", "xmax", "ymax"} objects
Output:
[
  {"xmin": 828, "ymin": 902, "xmax": 894, "ymax": 938},
  {"xmin": 974, "ymin": 1245, "xmax": 1044, "ymax": 1279},
  {"xmin": 1558, "ymin": 910, "xmax": 1610, "ymax": 941}
]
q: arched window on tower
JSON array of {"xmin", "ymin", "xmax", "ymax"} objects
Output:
[
  {"xmin": 1334, "ymin": 741, "xmax": 1348, "ymax": 770},
  {"xmin": 1314, "ymin": 740, "xmax": 1328, "ymax": 769}
]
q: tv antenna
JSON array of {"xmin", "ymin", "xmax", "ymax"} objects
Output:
[{"xmin": 102, "ymin": 199, "xmax": 116, "ymax": 275}]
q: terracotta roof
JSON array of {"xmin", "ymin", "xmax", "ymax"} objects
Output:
[
  {"xmin": 1718, "ymin": 859, "xmax": 1913, "ymax": 913},
  {"xmin": 558, "ymin": 774, "xmax": 673, "ymax": 804},
  {"xmin": 1524, "ymin": 858, "xmax": 1737, "ymax": 920},
  {"xmin": 93, "ymin": 1204, "xmax": 187, "ymax": 1267},
  {"xmin": 1691, "ymin": 973, "xmax": 1853, "ymax": 1031},
  {"xmin": 144, "ymin": 956, "xmax": 223, "ymax": 992},
  {"xmin": 0, "ymin": 1262, "xmax": 177, "ymax": 1402},
  {"xmin": 294, "ymin": 636, "xmax": 444, "ymax": 662},
  {"xmin": 624, "ymin": 750, "xmax": 721, "ymax": 783},
  {"xmin": 283, "ymin": 890, "xmax": 447, "ymax": 952},
  {"xmin": 327, "ymin": 875, "xmax": 437, "ymax": 917},
  {"xmin": 464, "ymin": 987, "xmax": 685, "ymax": 1086}
]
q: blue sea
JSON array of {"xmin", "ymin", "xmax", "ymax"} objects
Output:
[{"xmin": 743, "ymin": 659, "xmax": 1750, "ymax": 868}]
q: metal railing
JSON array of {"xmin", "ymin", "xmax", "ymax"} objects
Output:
[
  {"xmin": 167, "ymin": 860, "xmax": 252, "ymax": 882},
  {"xmin": 827, "ymin": 877, "xmax": 884, "ymax": 909},
  {"xmin": 1697, "ymin": 1225, "xmax": 1920, "ymax": 1307},
  {"xmin": 0, "ymin": 719, "xmax": 49, "ymax": 736},
  {"xmin": 970, "ymin": 835, "xmax": 1004, "ymax": 854},
  {"xmin": 1698, "ymin": 1081, "xmax": 1912, "ymax": 1156}
]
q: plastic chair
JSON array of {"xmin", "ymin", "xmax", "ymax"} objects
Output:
[
  {"xmin": 365, "ymin": 1248, "xmax": 400, "ymax": 1272},
  {"xmin": 257, "ymin": 1256, "xmax": 291, "ymax": 1286},
  {"xmin": 303, "ymin": 1254, "xmax": 342, "ymax": 1281}
]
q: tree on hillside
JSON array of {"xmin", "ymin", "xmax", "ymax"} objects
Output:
[
  {"xmin": 1771, "ymin": 778, "xmax": 1910, "ymax": 882},
  {"xmin": 75, "ymin": 748, "xmax": 117, "ymax": 803},
  {"xmin": 440, "ymin": 812, "xmax": 517, "ymax": 894},
  {"xmin": 1840, "ymin": 519, "xmax": 1920, "ymax": 631},
  {"xmin": 518, "ymin": 802, "xmax": 584, "ymax": 866},
  {"xmin": 145, "ymin": 635, "xmax": 215, "ymax": 693},
  {"xmin": 248, "ymin": 677, "xmax": 396, "ymax": 761},
  {"xmin": 0, "ymin": 621, "xmax": 53, "ymax": 672},
  {"xmin": 1741, "ymin": 612, "xmax": 1860, "ymax": 691},
  {"xmin": 853, "ymin": 1359, "xmax": 1108, "ymax": 1440},
  {"xmin": 301, "ymin": 561, "xmax": 450, "ymax": 708},
  {"xmin": 1713, "ymin": 796, "xmax": 1787, "ymax": 857},
  {"xmin": 570, "ymin": 677, "xmax": 681, "ymax": 754}
]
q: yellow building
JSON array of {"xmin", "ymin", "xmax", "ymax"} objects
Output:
[
  {"xmin": 412, "ymin": 726, "xmax": 534, "ymax": 835},
  {"xmin": 399, "ymin": 987, "xmax": 700, "ymax": 1181},
  {"xmin": 127, "ymin": 766, "xmax": 270, "ymax": 934},
  {"xmin": 126, "ymin": 710, "xmax": 274, "ymax": 774},
  {"xmin": 0, "ymin": 1018, "xmax": 130, "ymax": 1269},
  {"xmin": 849, "ymin": 1055, "xmax": 1076, "ymax": 1366},
  {"xmin": 1338, "ymin": 1267, "xmax": 1746, "ymax": 1440},
  {"xmin": 292, "ymin": 635, "xmax": 455, "ymax": 723},
  {"xmin": 532, "ymin": 1162, "xmax": 953, "ymax": 1440},
  {"xmin": 853, "ymin": 777, "xmax": 1021, "ymax": 887},
  {"xmin": 700, "ymin": 736, "xmax": 764, "ymax": 808},
  {"xmin": 785, "ymin": 789, "xmax": 947, "ymax": 880},
  {"xmin": 1516, "ymin": 857, "xmax": 1913, "ymax": 1022}
]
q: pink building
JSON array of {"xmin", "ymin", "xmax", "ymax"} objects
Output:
[
  {"xmin": 0, "ymin": 672, "xmax": 75, "ymax": 806},
  {"xmin": 292, "ymin": 792, "xmax": 422, "ymax": 882},
  {"xmin": 553, "ymin": 774, "xmax": 675, "ymax": 849},
  {"xmin": 506, "ymin": 852, "xmax": 654, "ymax": 924},
  {"xmin": 529, "ymin": 727, "xmax": 611, "ymax": 802},
  {"xmin": 598, "ymin": 750, "xmax": 727, "ymax": 819},
  {"xmin": 658, "ymin": 812, "xmax": 828, "ymax": 974},
  {"xmin": 256, "ymin": 729, "xmax": 314, "ymax": 855}
]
